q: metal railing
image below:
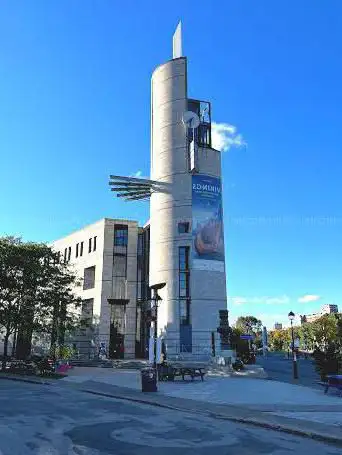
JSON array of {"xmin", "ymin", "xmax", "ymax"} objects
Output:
[{"xmin": 167, "ymin": 344, "xmax": 213, "ymax": 362}]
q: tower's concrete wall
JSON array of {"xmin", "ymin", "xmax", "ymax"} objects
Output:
[
  {"xmin": 150, "ymin": 57, "xmax": 227, "ymax": 356},
  {"xmin": 150, "ymin": 58, "xmax": 189, "ymax": 352}
]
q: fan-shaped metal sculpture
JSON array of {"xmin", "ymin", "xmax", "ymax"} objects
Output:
[{"xmin": 109, "ymin": 175, "xmax": 171, "ymax": 201}]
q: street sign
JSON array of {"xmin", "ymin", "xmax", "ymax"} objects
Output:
[
  {"xmin": 290, "ymin": 338, "xmax": 300, "ymax": 349},
  {"xmin": 240, "ymin": 334, "xmax": 253, "ymax": 340}
]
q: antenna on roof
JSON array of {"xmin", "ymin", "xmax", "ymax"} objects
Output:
[{"xmin": 172, "ymin": 21, "xmax": 182, "ymax": 59}]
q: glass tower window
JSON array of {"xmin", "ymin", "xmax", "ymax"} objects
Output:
[
  {"xmin": 179, "ymin": 246, "xmax": 191, "ymax": 326},
  {"xmin": 114, "ymin": 226, "xmax": 128, "ymax": 246}
]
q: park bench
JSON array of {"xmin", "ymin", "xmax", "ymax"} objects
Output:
[{"xmin": 318, "ymin": 375, "xmax": 342, "ymax": 396}]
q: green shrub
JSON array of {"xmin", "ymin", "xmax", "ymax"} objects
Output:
[
  {"xmin": 313, "ymin": 344, "xmax": 341, "ymax": 381},
  {"xmin": 50, "ymin": 344, "xmax": 75, "ymax": 361}
]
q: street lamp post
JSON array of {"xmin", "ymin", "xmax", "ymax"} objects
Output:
[
  {"xmin": 288, "ymin": 311, "xmax": 299, "ymax": 380},
  {"xmin": 150, "ymin": 283, "xmax": 166, "ymax": 372},
  {"xmin": 245, "ymin": 322, "xmax": 252, "ymax": 353}
]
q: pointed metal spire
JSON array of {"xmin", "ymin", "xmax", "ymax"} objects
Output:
[{"xmin": 172, "ymin": 21, "xmax": 182, "ymax": 59}]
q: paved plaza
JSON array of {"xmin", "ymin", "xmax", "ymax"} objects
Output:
[
  {"xmin": 62, "ymin": 365, "xmax": 342, "ymax": 414},
  {"xmin": 0, "ymin": 380, "xmax": 342, "ymax": 455}
]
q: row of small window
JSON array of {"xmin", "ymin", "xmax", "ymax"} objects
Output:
[
  {"xmin": 62, "ymin": 236, "xmax": 97, "ymax": 262},
  {"xmin": 76, "ymin": 236, "xmax": 97, "ymax": 257}
]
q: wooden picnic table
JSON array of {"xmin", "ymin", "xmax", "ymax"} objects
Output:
[{"xmin": 158, "ymin": 361, "xmax": 207, "ymax": 382}]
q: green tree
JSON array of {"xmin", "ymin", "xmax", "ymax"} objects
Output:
[
  {"xmin": 0, "ymin": 237, "xmax": 24, "ymax": 368},
  {"xmin": 268, "ymin": 329, "xmax": 290, "ymax": 351},
  {"xmin": 313, "ymin": 343, "xmax": 341, "ymax": 380},
  {"xmin": 297, "ymin": 322, "xmax": 315, "ymax": 351},
  {"xmin": 235, "ymin": 316, "xmax": 262, "ymax": 335},
  {"xmin": 33, "ymin": 255, "xmax": 83, "ymax": 358},
  {"xmin": 230, "ymin": 327, "xmax": 250, "ymax": 360},
  {"xmin": 0, "ymin": 237, "xmax": 82, "ymax": 369},
  {"xmin": 334, "ymin": 314, "xmax": 342, "ymax": 349},
  {"xmin": 311, "ymin": 315, "xmax": 338, "ymax": 351}
]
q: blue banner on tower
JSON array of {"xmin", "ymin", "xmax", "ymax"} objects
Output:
[{"xmin": 192, "ymin": 175, "xmax": 225, "ymax": 271}]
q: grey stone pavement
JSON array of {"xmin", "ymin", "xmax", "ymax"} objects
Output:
[{"xmin": 0, "ymin": 379, "xmax": 342, "ymax": 455}]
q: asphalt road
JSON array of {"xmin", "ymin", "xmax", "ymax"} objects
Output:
[
  {"xmin": 0, "ymin": 380, "xmax": 340, "ymax": 454},
  {"xmin": 257, "ymin": 352, "xmax": 321, "ymax": 388}
]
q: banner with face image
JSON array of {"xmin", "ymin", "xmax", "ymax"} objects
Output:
[{"xmin": 192, "ymin": 175, "xmax": 225, "ymax": 272}]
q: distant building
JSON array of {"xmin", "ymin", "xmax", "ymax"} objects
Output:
[
  {"xmin": 301, "ymin": 304, "xmax": 339, "ymax": 325},
  {"xmin": 321, "ymin": 304, "xmax": 338, "ymax": 314},
  {"xmin": 274, "ymin": 323, "xmax": 282, "ymax": 330},
  {"xmin": 302, "ymin": 313, "xmax": 321, "ymax": 324}
]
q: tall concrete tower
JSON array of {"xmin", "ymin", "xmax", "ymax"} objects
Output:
[{"xmin": 149, "ymin": 23, "xmax": 228, "ymax": 356}]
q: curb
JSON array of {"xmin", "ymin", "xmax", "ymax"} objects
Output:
[
  {"xmin": 211, "ymin": 414, "xmax": 342, "ymax": 447},
  {"xmin": 81, "ymin": 388, "xmax": 203, "ymax": 414},
  {"xmin": 0, "ymin": 375, "xmax": 51, "ymax": 386},
  {"xmin": 80, "ymin": 388, "xmax": 342, "ymax": 447}
]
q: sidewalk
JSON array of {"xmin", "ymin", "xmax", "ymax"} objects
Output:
[{"xmin": 62, "ymin": 366, "xmax": 341, "ymax": 405}]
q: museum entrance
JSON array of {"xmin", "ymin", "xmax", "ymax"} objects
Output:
[{"xmin": 108, "ymin": 299, "xmax": 128, "ymax": 359}]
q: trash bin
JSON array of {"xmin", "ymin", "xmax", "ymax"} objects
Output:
[{"xmin": 141, "ymin": 367, "xmax": 157, "ymax": 392}]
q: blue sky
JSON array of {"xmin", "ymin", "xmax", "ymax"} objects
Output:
[{"xmin": 1, "ymin": 1, "xmax": 341, "ymax": 329}]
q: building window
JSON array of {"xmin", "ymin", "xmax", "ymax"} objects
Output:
[
  {"xmin": 88, "ymin": 238, "xmax": 92, "ymax": 253},
  {"xmin": 179, "ymin": 246, "xmax": 191, "ymax": 325},
  {"xmin": 76, "ymin": 243, "xmax": 79, "ymax": 258},
  {"xmin": 179, "ymin": 272, "xmax": 190, "ymax": 297},
  {"xmin": 178, "ymin": 222, "xmax": 190, "ymax": 234},
  {"xmin": 179, "ymin": 246, "xmax": 190, "ymax": 272},
  {"xmin": 83, "ymin": 266, "xmax": 96, "ymax": 290},
  {"xmin": 113, "ymin": 254, "xmax": 127, "ymax": 278},
  {"xmin": 93, "ymin": 236, "xmax": 97, "ymax": 251},
  {"xmin": 114, "ymin": 225, "xmax": 128, "ymax": 246},
  {"xmin": 80, "ymin": 241, "xmax": 84, "ymax": 256},
  {"xmin": 68, "ymin": 247, "xmax": 71, "ymax": 261},
  {"xmin": 187, "ymin": 99, "xmax": 211, "ymax": 148},
  {"xmin": 180, "ymin": 300, "xmax": 191, "ymax": 325},
  {"xmin": 81, "ymin": 298, "xmax": 94, "ymax": 326},
  {"xmin": 137, "ymin": 232, "xmax": 143, "ymax": 255}
]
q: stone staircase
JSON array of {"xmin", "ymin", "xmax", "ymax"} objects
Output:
[
  {"xmin": 69, "ymin": 358, "xmax": 150, "ymax": 370},
  {"xmin": 70, "ymin": 358, "xmax": 114, "ymax": 368},
  {"xmin": 112, "ymin": 359, "xmax": 149, "ymax": 370}
]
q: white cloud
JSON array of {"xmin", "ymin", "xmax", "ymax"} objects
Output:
[
  {"xmin": 212, "ymin": 122, "xmax": 246, "ymax": 152},
  {"xmin": 228, "ymin": 295, "xmax": 290, "ymax": 306},
  {"xmin": 298, "ymin": 294, "xmax": 321, "ymax": 303},
  {"xmin": 230, "ymin": 297, "xmax": 248, "ymax": 306},
  {"xmin": 265, "ymin": 295, "xmax": 290, "ymax": 305}
]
